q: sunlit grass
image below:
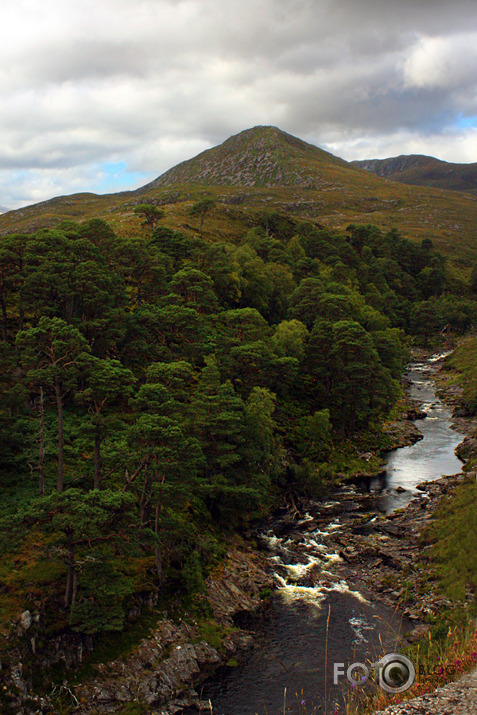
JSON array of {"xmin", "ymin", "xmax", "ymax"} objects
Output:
[{"xmin": 351, "ymin": 624, "xmax": 477, "ymax": 714}]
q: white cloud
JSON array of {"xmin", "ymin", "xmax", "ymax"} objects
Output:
[
  {"xmin": 2, "ymin": 0, "xmax": 477, "ymax": 207},
  {"xmin": 326, "ymin": 127, "xmax": 477, "ymax": 164},
  {"xmin": 404, "ymin": 34, "xmax": 477, "ymax": 90}
]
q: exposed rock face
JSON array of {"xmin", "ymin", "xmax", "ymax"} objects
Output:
[
  {"xmin": 205, "ymin": 549, "xmax": 272, "ymax": 624},
  {"xmin": 380, "ymin": 394, "xmax": 427, "ymax": 450},
  {"xmin": 74, "ymin": 623, "xmax": 221, "ymax": 713},
  {"xmin": 0, "ymin": 546, "xmax": 272, "ymax": 714},
  {"xmin": 71, "ymin": 547, "xmax": 273, "ymax": 713},
  {"xmin": 352, "ymin": 155, "xmax": 440, "ymax": 179},
  {"xmin": 142, "ymin": 126, "xmax": 348, "ymax": 190},
  {"xmin": 382, "ymin": 418, "xmax": 424, "ymax": 449}
]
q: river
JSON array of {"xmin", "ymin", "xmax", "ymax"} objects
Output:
[
  {"xmin": 185, "ymin": 354, "xmax": 464, "ymax": 715},
  {"xmin": 373, "ymin": 355, "xmax": 464, "ymax": 513}
]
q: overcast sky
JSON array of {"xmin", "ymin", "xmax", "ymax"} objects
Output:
[{"xmin": 2, "ymin": 0, "xmax": 477, "ymax": 208}]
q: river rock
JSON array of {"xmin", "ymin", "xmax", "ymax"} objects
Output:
[
  {"xmin": 382, "ymin": 419, "xmax": 423, "ymax": 449},
  {"xmin": 71, "ymin": 546, "xmax": 273, "ymax": 713},
  {"xmin": 10, "ymin": 662, "xmax": 28, "ymax": 695},
  {"xmin": 375, "ymin": 523, "xmax": 402, "ymax": 538},
  {"xmin": 19, "ymin": 610, "xmax": 32, "ymax": 632},
  {"xmin": 456, "ymin": 435, "xmax": 477, "ymax": 461},
  {"xmin": 406, "ymin": 408, "xmax": 427, "ymax": 420},
  {"xmin": 405, "ymin": 623, "xmax": 431, "ymax": 643}
]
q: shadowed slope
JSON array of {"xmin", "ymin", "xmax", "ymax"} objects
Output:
[{"xmin": 352, "ymin": 155, "xmax": 477, "ymax": 195}]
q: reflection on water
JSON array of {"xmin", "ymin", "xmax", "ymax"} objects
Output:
[
  {"xmin": 194, "ymin": 594, "xmax": 404, "ymax": 715},
  {"xmin": 185, "ymin": 518, "xmax": 407, "ymax": 715},
  {"xmin": 372, "ymin": 358, "xmax": 464, "ymax": 512},
  {"xmin": 184, "ymin": 354, "xmax": 463, "ymax": 714}
]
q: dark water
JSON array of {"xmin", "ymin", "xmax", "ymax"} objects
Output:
[
  {"xmin": 193, "ymin": 594, "xmax": 405, "ymax": 714},
  {"xmin": 185, "ymin": 354, "xmax": 464, "ymax": 715}
]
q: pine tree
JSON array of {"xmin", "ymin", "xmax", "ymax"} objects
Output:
[{"xmin": 16, "ymin": 317, "xmax": 90, "ymax": 491}]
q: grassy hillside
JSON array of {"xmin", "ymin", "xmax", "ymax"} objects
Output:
[
  {"xmin": 352, "ymin": 154, "xmax": 477, "ymax": 196},
  {"xmin": 1, "ymin": 127, "xmax": 477, "ymax": 276}
]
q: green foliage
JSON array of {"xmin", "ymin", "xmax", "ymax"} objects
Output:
[
  {"xmin": 448, "ymin": 337, "xmax": 477, "ymax": 415},
  {"xmin": 133, "ymin": 203, "xmax": 165, "ymax": 230},
  {"xmin": 70, "ymin": 559, "xmax": 136, "ymax": 633},
  {"xmin": 167, "ymin": 267, "xmax": 218, "ymax": 313},
  {"xmin": 0, "ymin": 214, "xmax": 473, "ymax": 644},
  {"xmin": 188, "ymin": 198, "xmax": 215, "ymax": 231},
  {"xmin": 293, "ymin": 409, "xmax": 331, "ymax": 461},
  {"xmin": 151, "ymin": 226, "xmax": 205, "ymax": 266},
  {"xmin": 180, "ymin": 551, "xmax": 206, "ymax": 595},
  {"xmin": 0, "ymin": 489, "xmax": 153, "ymax": 632},
  {"xmin": 272, "ymin": 319, "xmax": 309, "ymax": 359}
]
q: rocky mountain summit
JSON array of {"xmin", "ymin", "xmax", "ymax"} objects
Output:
[
  {"xmin": 142, "ymin": 125, "xmax": 357, "ymax": 189},
  {"xmin": 1, "ymin": 125, "xmax": 477, "ymax": 271}
]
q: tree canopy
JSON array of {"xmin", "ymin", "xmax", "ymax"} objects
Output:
[{"xmin": 0, "ymin": 215, "xmax": 475, "ymax": 642}]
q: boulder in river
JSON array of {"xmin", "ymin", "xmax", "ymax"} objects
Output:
[{"xmin": 406, "ymin": 408, "xmax": 427, "ymax": 420}]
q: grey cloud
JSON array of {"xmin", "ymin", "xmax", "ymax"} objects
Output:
[{"xmin": 2, "ymin": 0, "xmax": 477, "ymax": 206}]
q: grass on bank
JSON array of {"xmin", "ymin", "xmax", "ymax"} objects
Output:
[
  {"xmin": 447, "ymin": 335, "xmax": 477, "ymax": 417},
  {"xmin": 345, "ymin": 469, "xmax": 477, "ymax": 714}
]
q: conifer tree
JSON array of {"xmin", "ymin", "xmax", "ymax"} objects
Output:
[
  {"xmin": 16, "ymin": 317, "xmax": 90, "ymax": 491},
  {"xmin": 77, "ymin": 356, "xmax": 136, "ymax": 489}
]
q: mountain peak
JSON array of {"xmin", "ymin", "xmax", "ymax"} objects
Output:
[{"xmin": 143, "ymin": 126, "xmax": 348, "ymax": 190}]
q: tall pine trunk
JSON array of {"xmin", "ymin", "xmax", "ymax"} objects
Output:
[
  {"xmin": 154, "ymin": 502, "xmax": 162, "ymax": 578},
  {"xmin": 94, "ymin": 424, "xmax": 101, "ymax": 490},
  {"xmin": 64, "ymin": 535, "xmax": 76, "ymax": 608},
  {"xmin": 38, "ymin": 386, "xmax": 45, "ymax": 496},
  {"xmin": 139, "ymin": 473, "xmax": 149, "ymax": 525},
  {"xmin": 55, "ymin": 378, "xmax": 64, "ymax": 492}
]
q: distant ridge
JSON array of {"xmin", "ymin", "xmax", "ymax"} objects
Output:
[
  {"xmin": 351, "ymin": 155, "xmax": 477, "ymax": 195},
  {"xmin": 142, "ymin": 125, "xmax": 353, "ymax": 190},
  {"xmin": 0, "ymin": 205, "xmax": 9, "ymax": 214}
]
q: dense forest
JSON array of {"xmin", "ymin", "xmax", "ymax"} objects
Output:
[{"xmin": 1, "ymin": 212, "xmax": 476, "ymax": 639}]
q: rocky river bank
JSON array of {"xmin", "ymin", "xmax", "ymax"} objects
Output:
[
  {"xmin": 4, "ymin": 351, "xmax": 474, "ymax": 714},
  {"xmin": 2, "ymin": 544, "xmax": 276, "ymax": 715},
  {"xmin": 184, "ymin": 350, "xmax": 475, "ymax": 713}
]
